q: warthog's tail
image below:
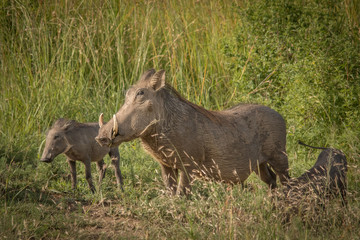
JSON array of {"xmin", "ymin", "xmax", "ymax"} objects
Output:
[{"xmin": 298, "ymin": 140, "xmax": 328, "ymax": 150}]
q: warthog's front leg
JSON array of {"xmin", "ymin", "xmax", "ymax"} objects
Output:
[
  {"xmin": 67, "ymin": 159, "xmax": 77, "ymax": 190},
  {"xmin": 176, "ymin": 169, "xmax": 192, "ymax": 196},
  {"xmin": 84, "ymin": 160, "xmax": 95, "ymax": 193},
  {"xmin": 96, "ymin": 159, "xmax": 107, "ymax": 185},
  {"xmin": 109, "ymin": 148, "xmax": 124, "ymax": 191},
  {"xmin": 160, "ymin": 164, "xmax": 178, "ymax": 195}
]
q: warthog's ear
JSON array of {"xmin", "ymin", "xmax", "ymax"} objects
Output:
[
  {"xmin": 150, "ymin": 70, "xmax": 165, "ymax": 91},
  {"xmin": 140, "ymin": 69, "xmax": 156, "ymax": 82}
]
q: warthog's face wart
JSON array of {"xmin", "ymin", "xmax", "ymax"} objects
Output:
[
  {"xmin": 96, "ymin": 69, "xmax": 164, "ymax": 147},
  {"xmin": 40, "ymin": 128, "xmax": 68, "ymax": 163}
]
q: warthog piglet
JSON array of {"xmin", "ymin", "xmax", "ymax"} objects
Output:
[{"xmin": 40, "ymin": 118, "xmax": 124, "ymax": 192}]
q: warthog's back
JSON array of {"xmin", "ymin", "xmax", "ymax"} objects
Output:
[
  {"xmin": 143, "ymin": 102, "xmax": 287, "ymax": 183},
  {"xmin": 192, "ymin": 104, "xmax": 287, "ymax": 182}
]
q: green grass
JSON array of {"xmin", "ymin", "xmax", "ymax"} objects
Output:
[{"xmin": 1, "ymin": 0, "xmax": 360, "ymax": 239}]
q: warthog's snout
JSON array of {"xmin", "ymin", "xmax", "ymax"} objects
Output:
[{"xmin": 97, "ymin": 114, "xmax": 124, "ymax": 147}]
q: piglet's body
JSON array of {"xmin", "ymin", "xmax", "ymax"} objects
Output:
[{"xmin": 40, "ymin": 118, "xmax": 124, "ymax": 192}]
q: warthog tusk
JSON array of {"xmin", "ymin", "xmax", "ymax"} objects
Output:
[
  {"xmin": 99, "ymin": 113, "xmax": 104, "ymax": 128},
  {"xmin": 112, "ymin": 114, "xmax": 118, "ymax": 138}
]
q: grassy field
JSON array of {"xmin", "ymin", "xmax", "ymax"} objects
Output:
[{"xmin": 1, "ymin": 0, "xmax": 360, "ymax": 239}]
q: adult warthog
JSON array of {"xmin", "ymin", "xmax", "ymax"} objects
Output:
[
  {"xmin": 96, "ymin": 69, "xmax": 289, "ymax": 195},
  {"xmin": 40, "ymin": 118, "xmax": 124, "ymax": 192}
]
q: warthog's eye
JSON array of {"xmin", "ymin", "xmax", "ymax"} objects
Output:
[
  {"xmin": 54, "ymin": 135, "xmax": 59, "ymax": 140},
  {"xmin": 136, "ymin": 90, "xmax": 144, "ymax": 96}
]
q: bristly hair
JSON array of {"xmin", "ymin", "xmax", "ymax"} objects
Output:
[
  {"xmin": 52, "ymin": 118, "xmax": 85, "ymax": 130},
  {"xmin": 163, "ymin": 83, "xmax": 222, "ymax": 124}
]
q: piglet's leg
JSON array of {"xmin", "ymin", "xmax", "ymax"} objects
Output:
[
  {"xmin": 84, "ymin": 160, "xmax": 95, "ymax": 193},
  {"xmin": 96, "ymin": 159, "xmax": 107, "ymax": 185},
  {"xmin": 109, "ymin": 149, "xmax": 124, "ymax": 191},
  {"xmin": 67, "ymin": 159, "xmax": 77, "ymax": 190}
]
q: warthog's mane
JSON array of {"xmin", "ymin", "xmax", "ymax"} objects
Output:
[
  {"xmin": 162, "ymin": 83, "xmax": 222, "ymax": 124},
  {"xmin": 52, "ymin": 118, "xmax": 89, "ymax": 131}
]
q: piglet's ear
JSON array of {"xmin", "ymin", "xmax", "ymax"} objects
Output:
[
  {"xmin": 63, "ymin": 120, "xmax": 74, "ymax": 131},
  {"xmin": 150, "ymin": 70, "xmax": 165, "ymax": 91}
]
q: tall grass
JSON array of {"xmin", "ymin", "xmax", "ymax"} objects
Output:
[
  {"xmin": 1, "ymin": 0, "xmax": 359, "ymax": 239},
  {"xmin": 0, "ymin": 0, "xmax": 238, "ymax": 163}
]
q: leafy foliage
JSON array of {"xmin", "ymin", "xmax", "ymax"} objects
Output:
[{"xmin": 223, "ymin": 0, "xmax": 360, "ymax": 150}]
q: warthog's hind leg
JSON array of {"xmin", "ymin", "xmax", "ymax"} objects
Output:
[
  {"xmin": 270, "ymin": 151, "xmax": 290, "ymax": 185},
  {"xmin": 255, "ymin": 163, "xmax": 277, "ymax": 189}
]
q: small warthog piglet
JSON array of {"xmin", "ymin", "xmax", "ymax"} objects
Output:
[{"xmin": 40, "ymin": 118, "xmax": 124, "ymax": 192}]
